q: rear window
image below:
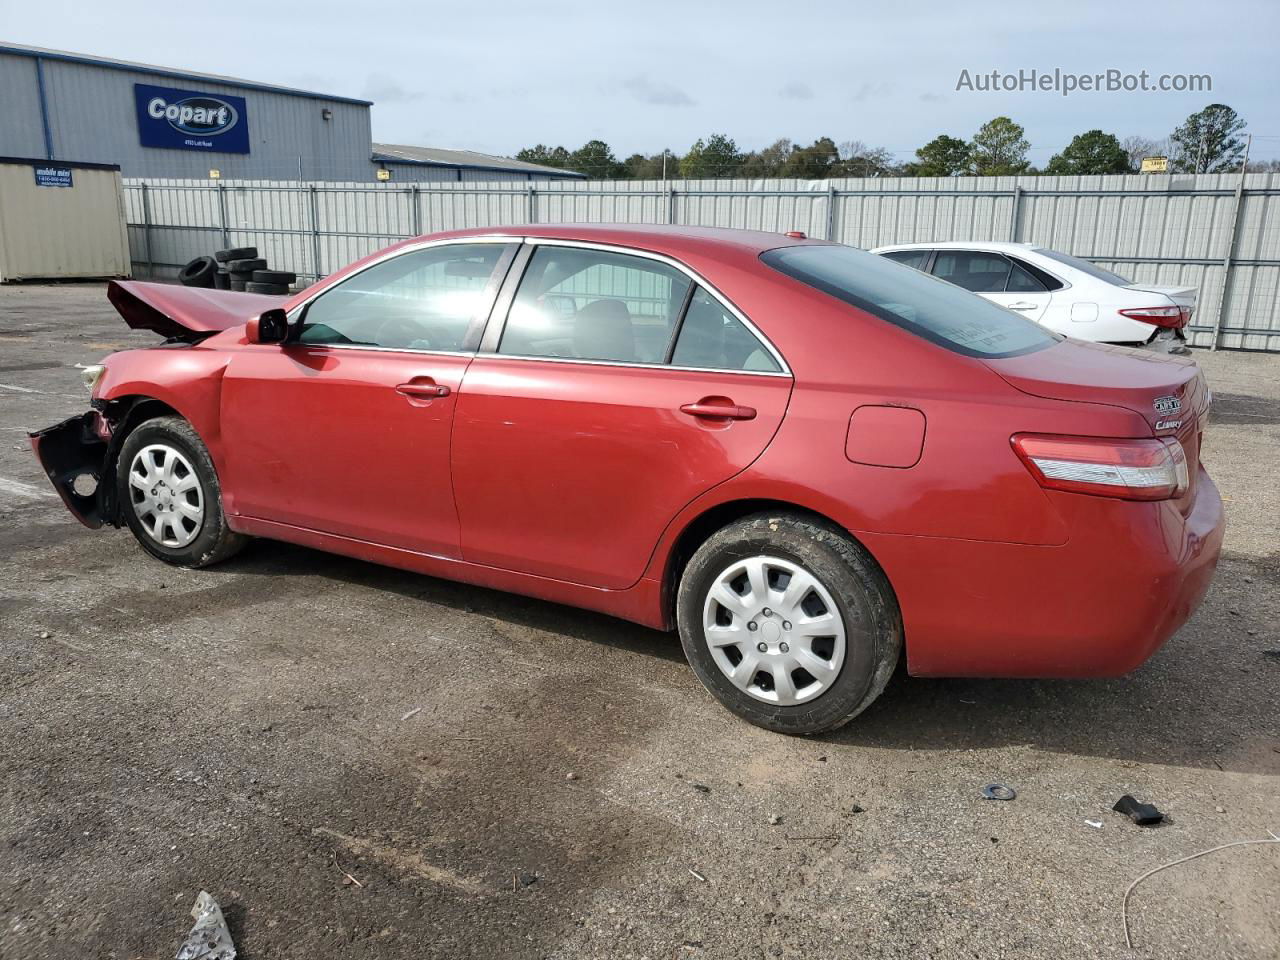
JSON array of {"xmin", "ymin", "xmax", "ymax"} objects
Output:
[
  {"xmin": 1035, "ymin": 249, "xmax": 1131, "ymax": 285},
  {"xmin": 762, "ymin": 244, "xmax": 1058, "ymax": 359}
]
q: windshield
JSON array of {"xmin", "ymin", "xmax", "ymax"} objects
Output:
[
  {"xmin": 761, "ymin": 244, "xmax": 1058, "ymax": 359},
  {"xmin": 1035, "ymin": 248, "xmax": 1132, "ymax": 285}
]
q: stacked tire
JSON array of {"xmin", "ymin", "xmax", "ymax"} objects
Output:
[{"xmin": 177, "ymin": 246, "xmax": 295, "ymax": 296}]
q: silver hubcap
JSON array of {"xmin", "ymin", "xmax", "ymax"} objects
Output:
[
  {"xmin": 128, "ymin": 444, "xmax": 204, "ymax": 548},
  {"xmin": 702, "ymin": 556, "xmax": 846, "ymax": 706}
]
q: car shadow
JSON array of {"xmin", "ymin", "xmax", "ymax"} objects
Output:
[{"xmin": 212, "ymin": 539, "xmax": 1277, "ymax": 776}]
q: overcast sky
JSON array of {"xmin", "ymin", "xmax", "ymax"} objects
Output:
[{"xmin": 4, "ymin": 0, "xmax": 1278, "ymax": 163}]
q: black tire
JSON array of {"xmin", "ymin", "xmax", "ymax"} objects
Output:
[
  {"xmin": 227, "ymin": 257, "xmax": 267, "ymax": 273},
  {"xmin": 245, "ymin": 281, "xmax": 289, "ymax": 295},
  {"xmin": 178, "ymin": 256, "xmax": 217, "ymax": 288},
  {"xmin": 676, "ymin": 512, "xmax": 902, "ymax": 735},
  {"xmin": 229, "ymin": 278, "xmax": 247, "ymax": 292},
  {"xmin": 215, "ymin": 246, "xmax": 258, "ymax": 262},
  {"xmin": 116, "ymin": 416, "xmax": 246, "ymax": 568},
  {"xmin": 252, "ymin": 269, "xmax": 296, "ymax": 285},
  {"xmin": 213, "ymin": 268, "xmax": 231, "ymax": 290}
]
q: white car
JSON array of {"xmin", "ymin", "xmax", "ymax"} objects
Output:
[{"xmin": 870, "ymin": 241, "xmax": 1195, "ymax": 353}]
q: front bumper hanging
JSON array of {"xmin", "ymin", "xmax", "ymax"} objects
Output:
[{"xmin": 28, "ymin": 411, "xmax": 111, "ymax": 528}]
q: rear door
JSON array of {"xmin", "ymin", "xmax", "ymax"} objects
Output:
[
  {"xmin": 221, "ymin": 241, "xmax": 515, "ymax": 557},
  {"xmin": 451, "ymin": 241, "xmax": 793, "ymax": 589},
  {"xmin": 931, "ymin": 250, "xmax": 1052, "ymax": 324}
]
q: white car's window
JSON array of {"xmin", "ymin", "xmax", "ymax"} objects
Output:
[
  {"xmin": 1007, "ymin": 260, "xmax": 1049, "ymax": 293},
  {"xmin": 881, "ymin": 249, "xmax": 930, "ymax": 271},
  {"xmin": 931, "ymin": 251, "xmax": 1011, "ymax": 293},
  {"xmin": 1036, "ymin": 249, "xmax": 1132, "ymax": 285},
  {"xmin": 298, "ymin": 244, "xmax": 505, "ymax": 351},
  {"xmin": 500, "ymin": 246, "xmax": 692, "ymax": 363},
  {"xmin": 671, "ymin": 287, "xmax": 781, "ymax": 372},
  {"xmin": 762, "ymin": 244, "xmax": 1058, "ymax": 359}
]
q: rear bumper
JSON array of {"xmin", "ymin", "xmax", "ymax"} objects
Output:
[
  {"xmin": 29, "ymin": 411, "xmax": 111, "ymax": 528},
  {"xmin": 861, "ymin": 467, "xmax": 1225, "ymax": 677}
]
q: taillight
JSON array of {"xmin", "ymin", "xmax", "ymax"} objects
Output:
[
  {"xmin": 1011, "ymin": 434, "xmax": 1188, "ymax": 501},
  {"xmin": 1118, "ymin": 305, "xmax": 1189, "ymax": 329}
]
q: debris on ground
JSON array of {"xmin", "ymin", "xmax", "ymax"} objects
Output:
[
  {"xmin": 768, "ymin": 815, "xmax": 781, "ymax": 826},
  {"xmin": 1112, "ymin": 795, "xmax": 1165, "ymax": 826},
  {"xmin": 691, "ymin": 783, "xmax": 711, "ymax": 794},
  {"xmin": 848, "ymin": 803, "xmax": 865, "ymax": 814},
  {"xmin": 688, "ymin": 868, "xmax": 708, "ymax": 883},
  {"xmin": 175, "ymin": 891, "xmax": 236, "ymax": 960},
  {"xmin": 1085, "ymin": 820, "xmax": 1104, "ymax": 829},
  {"xmin": 565, "ymin": 772, "xmax": 577, "ymax": 781},
  {"xmin": 400, "ymin": 707, "xmax": 422, "ymax": 721},
  {"xmin": 1121, "ymin": 834, "xmax": 1280, "ymax": 948},
  {"xmin": 982, "ymin": 783, "xmax": 1016, "ymax": 801}
]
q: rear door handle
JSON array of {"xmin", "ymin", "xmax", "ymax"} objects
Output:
[
  {"xmin": 396, "ymin": 380, "xmax": 450, "ymax": 398},
  {"xmin": 1007, "ymin": 301, "xmax": 1039, "ymax": 311},
  {"xmin": 680, "ymin": 400, "xmax": 757, "ymax": 421}
]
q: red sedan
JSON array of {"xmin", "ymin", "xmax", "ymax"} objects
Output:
[{"xmin": 31, "ymin": 225, "xmax": 1224, "ymax": 734}]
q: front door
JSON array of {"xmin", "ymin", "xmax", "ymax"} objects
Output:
[
  {"xmin": 221, "ymin": 241, "xmax": 514, "ymax": 557},
  {"xmin": 451, "ymin": 243, "xmax": 793, "ymax": 589}
]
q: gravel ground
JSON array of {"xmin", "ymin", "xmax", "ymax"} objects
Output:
[{"xmin": 1, "ymin": 282, "xmax": 1277, "ymax": 960}]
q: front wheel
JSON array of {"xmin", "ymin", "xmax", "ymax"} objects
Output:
[
  {"xmin": 116, "ymin": 416, "xmax": 246, "ymax": 568},
  {"xmin": 676, "ymin": 512, "xmax": 902, "ymax": 735}
]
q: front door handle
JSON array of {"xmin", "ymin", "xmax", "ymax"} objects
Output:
[
  {"xmin": 680, "ymin": 399, "xmax": 757, "ymax": 421},
  {"xmin": 396, "ymin": 380, "xmax": 450, "ymax": 399}
]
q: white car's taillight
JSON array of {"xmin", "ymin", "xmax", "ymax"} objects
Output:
[
  {"xmin": 1011, "ymin": 434, "xmax": 1188, "ymax": 501},
  {"xmin": 1118, "ymin": 305, "xmax": 1189, "ymax": 329}
]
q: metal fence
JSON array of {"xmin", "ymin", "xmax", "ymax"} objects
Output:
[{"xmin": 123, "ymin": 172, "xmax": 1280, "ymax": 351}]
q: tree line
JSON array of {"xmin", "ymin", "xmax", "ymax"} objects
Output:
[{"xmin": 516, "ymin": 104, "xmax": 1273, "ymax": 180}]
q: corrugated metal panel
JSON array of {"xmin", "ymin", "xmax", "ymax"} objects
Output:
[
  {"xmin": 0, "ymin": 160, "xmax": 130, "ymax": 280},
  {"xmin": 120, "ymin": 173, "xmax": 1280, "ymax": 350},
  {"xmin": 0, "ymin": 55, "xmax": 47, "ymax": 158}
]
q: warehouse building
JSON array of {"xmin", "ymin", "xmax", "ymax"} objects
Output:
[
  {"xmin": 0, "ymin": 42, "xmax": 577, "ymax": 182},
  {"xmin": 372, "ymin": 143, "xmax": 587, "ymax": 182}
]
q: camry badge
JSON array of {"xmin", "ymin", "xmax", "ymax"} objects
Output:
[{"xmin": 1153, "ymin": 395, "xmax": 1182, "ymax": 415}]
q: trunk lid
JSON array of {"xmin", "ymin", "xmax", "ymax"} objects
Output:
[
  {"xmin": 107, "ymin": 280, "xmax": 286, "ymax": 342},
  {"xmin": 986, "ymin": 338, "xmax": 1210, "ymax": 511},
  {"xmin": 1123, "ymin": 283, "xmax": 1197, "ymax": 310}
]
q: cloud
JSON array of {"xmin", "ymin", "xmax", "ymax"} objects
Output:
[
  {"xmin": 851, "ymin": 81, "xmax": 894, "ymax": 102},
  {"xmin": 362, "ymin": 74, "xmax": 424, "ymax": 103},
  {"xmin": 621, "ymin": 76, "xmax": 695, "ymax": 107},
  {"xmin": 919, "ymin": 92, "xmax": 946, "ymax": 103},
  {"xmin": 779, "ymin": 81, "xmax": 813, "ymax": 100}
]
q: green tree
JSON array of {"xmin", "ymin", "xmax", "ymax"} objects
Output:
[
  {"xmin": 567, "ymin": 140, "xmax": 625, "ymax": 178},
  {"xmin": 515, "ymin": 144, "xmax": 570, "ymax": 168},
  {"xmin": 739, "ymin": 139, "xmax": 793, "ymax": 178},
  {"xmin": 680, "ymin": 133, "xmax": 742, "ymax": 178},
  {"xmin": 622, "ymin": 151, "xmax": 678, "ymax": 179},
  {"xmin": 1170, "ymin": 104, "xmax": 1247, "ymax": 173},
  {"xmin": 780, "ymin": 137, "xmax": 840, "ymax": 179},
  {"xmin": 902, "ymin": 134, "xmax": 970, "ymax": 177},
  {"xmin": 1045, "ymin": 130, "xmax": 1133, "ymax": 175},
  {"xmin": 969, "ymin": 117, "xmax": 1030, "ymax": 176}
]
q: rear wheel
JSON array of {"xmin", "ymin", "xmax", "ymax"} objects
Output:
[
  {"xmin": 116, "ymin": 416, "xmax": 246, "ymax": 568},
  {"xmin": 676, "ymin": 512, "xmax": 901, "ymax": 735}
]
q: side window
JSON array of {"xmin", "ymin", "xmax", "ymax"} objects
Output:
[
  {"xmin": 932, "ymin": 251, "xmax": 1012, "ymax": 293},
  {"xmin": 298, "ymin": 243, "xmax": 506, "ymax": 351},
  {"xmin": 671, "ymin": 287, "xmax": 781, "ymax": 373},
  {"xmin": 1007, "ymin": 259, "xmax": 1049, "ymax": 293},
  {"xmin": 1010, "ymin": 257, "xmax": 1064, "ymax": 291},
  {"xmin": 500, "ymin": 246, "xmax": 691, "ymax": 363},
  {"xmin": 881, "ymin": 249, "xmax": 931, "ymax": 271}
]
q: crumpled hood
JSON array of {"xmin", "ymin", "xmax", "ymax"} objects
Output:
[{"xmin": 107, "ymin": 280, "xmax": 287, "ymax": 342}]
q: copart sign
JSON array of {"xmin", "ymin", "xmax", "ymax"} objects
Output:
[{"xmin": 134, "ymin": 83, "xmax": 250, "ymax": 154}]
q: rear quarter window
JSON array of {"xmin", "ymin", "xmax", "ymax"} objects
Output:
[{"xmin": 761, "ymin": 244, "xmax": 1059, "ymax": 359}]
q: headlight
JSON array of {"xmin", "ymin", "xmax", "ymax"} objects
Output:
[{"xmin": 80, "ymin": 363, "xmax": 106, "ymax": 393}]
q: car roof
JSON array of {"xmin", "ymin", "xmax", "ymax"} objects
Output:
[
  {"xmin": 423, "ymin": 223, "xmax": 824, "ymax": 258},
  {"xmin": 872, "ymin": 240, "xmax": 1044, "ymax": 255}
]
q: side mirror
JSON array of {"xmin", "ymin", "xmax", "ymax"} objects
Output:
[{"xmin": 247, "ymin": 308, "xmax": 289, "ymax": 344}]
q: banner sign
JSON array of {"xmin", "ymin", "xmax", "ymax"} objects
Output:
[
  {"xmin": 134, "ymin": 83, "xmax": 250, "ymax": 154},
  {"xmin": 33, "ymin": 164, "xmax": 74, "ymax": 187}
]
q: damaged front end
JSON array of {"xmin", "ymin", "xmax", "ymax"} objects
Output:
[{"xmin": 29, "ymin": 408, "xmax": 117, "ymax": 529}]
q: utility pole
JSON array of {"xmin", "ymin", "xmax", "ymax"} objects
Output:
[
  {"xmin": 662, "ymin": 149, "xmax": 668, "ymax": 182},
  {"xmin": 1240, "ymin": 133, "xmax": 1253, "ymax": 174}
]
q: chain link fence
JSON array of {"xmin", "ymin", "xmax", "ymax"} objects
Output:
[{"xmin": 123, "ymin": 172, "xmax": 1280, "ymax": 351}]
